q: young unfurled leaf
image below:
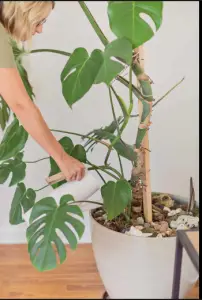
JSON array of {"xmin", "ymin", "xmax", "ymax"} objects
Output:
[
  {"xmin": 26, "ymin": 194, "xmax": 84, "ymax": 271},
  {"xmin": 101, "ymin": 179, "xmax": 132, "ymax": 220},
  {"xmin": 9, "ymin": 183, "xmax": 36, "ymax": 225},
  {"xmin": 0, "ymin": 152, "xmax": 26, "ymax": 186},
  {"xmin": 108, "ymin": 1, "xmax": 163, "ymax": 48},
  {"xmin": 61, "ymin": 48, "xmax": 103, "ymax": 107},
  {"xmin": 0, "ymin": 119, "xmax": 28, "ymax": 161},
  {"xmin": 95, "ymin": 38, "xmax": 132, "ymax": 85},
  {"xmin": 49, "ymin": 137, "xmax": 87, "ymax": 189}
]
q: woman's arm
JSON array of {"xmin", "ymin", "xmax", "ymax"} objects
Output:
[{"xmin": 0, "ymin": 68, "xmax": 85, "ymax": 181}]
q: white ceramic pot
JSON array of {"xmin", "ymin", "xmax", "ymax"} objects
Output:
[{"xmin": 90, "ymin": 194, "xmax": 198, "ymax": 299}]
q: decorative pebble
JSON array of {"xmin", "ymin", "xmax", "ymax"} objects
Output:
[
  {"xmin": 135, "ymin": 226, "xmax": 144, "ymax": 231},
  {"xmin": 142, "ymin": 227, "xmax": 155, "ymax": 234},
  {"xmin": 170, "ymin": 220, "xmax": 178, "ymax": 229},
  {"xmin": 137, "ymin": 217, "xmax": 144, "ymax": 225},
  {"xmin": 160, "ymin": 194, "xmax": 174, "ymax": 208},
  {"xmin": 177, "ymin": 223, "xmax": 189, "ymax": 230},
  {"xmin": 168, "ymin": 208, "xmax": 182, "ymax": 217},
  {"xmin": 125, "ymin": 226, "xmax": 143, "ymax": 236},
  {"xmin": 153, "ymin": 223, "xmax": 161, "ymax": 231},
  {"xmin": 132, "ymin": 206, "xmax": 142, "ymax": 213},
  {"xmin": 144, "ymin": 223, "xmax": 150, "ymax": 228},
  {"xmin": 177, "ymin": 215, "xmax": 199, "ymax": 227},
  {"xmin": 157, "ymin": 233, "xmax": 163, "ymax": 238},
  {"xmin": 170, "ymin": 215, "xmax": 199, "ymax": 229},
  {"xmin": 165, "ymin": 229, "xmax": 173, "ymax": 236},
  {"xmin": 168, "ymin": 210, "xmax": 177, "ymax": 217},
  {"xmin": 125, "ymin": 226, "xmax": 153, "ymax": 237},
  {"xmin": 163, "ymin": 207, "xmax": 171, "ymax": 212},
  {"xmin": 103, "ymin": 214, "xmax": 107, "ymax": 220},
  {"xmin": 159, "ymin": 221, "xmax": 169, "ymax": 233}
]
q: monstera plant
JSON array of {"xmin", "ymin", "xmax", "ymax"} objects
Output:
[{"xmin": 0, "ymin": 1, "xmax": 186, "ymax": 272}]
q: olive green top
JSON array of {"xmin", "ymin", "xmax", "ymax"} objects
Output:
[{"xmin": 0, "ymin": 23, "xmax": 16, "ymax": 68}]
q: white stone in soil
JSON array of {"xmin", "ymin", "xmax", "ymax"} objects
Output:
[
  {"xmin": 125, "ymin": 226, "xmax": 153, "ymax": 237},
  {"xmin": 136, "ymin": 217, "xmax": 144, "ymax": 225},
  {"xmin": 168, "ymin": 208, "xmax": 182, "ymax": 217},
  {"xmin": 170, "ymin": 220, "xmax": 178, "ymax": 229},
  {"xmin": 170, "ymin": 215, "xmax": 199, "ymax": 230},
  {"xmin": 177, "ymin": 223, "xmax": 189, "ymax": 230},
  {"xmin": 125, "ymin": 226, "xmax": 143, "ymax": 236},
  {"xmin": 163, "ymin": 207, "xmax": 171, "ymax": 212},
  {"xmin": 135, "ymin": 226, "xmax": 144, "ymax": 231}
]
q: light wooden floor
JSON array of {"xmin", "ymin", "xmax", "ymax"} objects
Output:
[{"xmin": 0, "ymin": 244, "xmax": 198, "ymax": 299}]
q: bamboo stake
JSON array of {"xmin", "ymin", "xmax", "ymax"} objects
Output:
[{"xmin": 137, "ymin": 46, "xmax": 152, "ymax": 223}]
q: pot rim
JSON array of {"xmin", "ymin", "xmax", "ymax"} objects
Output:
[{"xmin": 89, "ymin": 192, "xmax": 199, "ymax": 240}]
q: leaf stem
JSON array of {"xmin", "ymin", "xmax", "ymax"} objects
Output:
[
  {"xmin": 104, "ymin": 148, "xmax": 112, "ymax": 166},
  {"xmin": 110, "ymin": 85, "xmax": 128, "ymax": 118},
  {"xmin": 34, "ymin": 184, "xmax": 49, "ymax": 192},
  {"xmin": 25, "ymin": 157, "xmax": 49, "ymax": 164},
  {"xmin": 117, "ymin": 154, "xmax": 124, "ymax": 178},
  {"xmin": 31, "ymin": 49, "xmax": 71, "ymax": 56},
  {"xmin": 152, "ymin": 77, "xmax": 185, "ymax": 109},
  {"xmin": 94, "ymin": 169, "xmax": 106, "ymax": 184},
  {"xmin": 130, "ymin": 77, "xmax": 185, "ymax": 118},
  {"xmin": 69, "ymin": 200, "xmax": 103, "ymax": 206},
  {"xmin": 51, "ymin": 129, "xmax": 110, "ymax": 148},
  {"xmin": 109, "ymin": 87, "xmax": 121, "ymax": 136},
  {"xmin": 87, "ymin": 161, "xmax": 120, "ymax": 180}
]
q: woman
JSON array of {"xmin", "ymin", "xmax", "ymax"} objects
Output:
[{"xmin": 0, "ymin": 1, "xmax": 85, "ymax": 182}]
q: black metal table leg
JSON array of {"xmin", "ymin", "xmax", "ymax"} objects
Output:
[
  {"xmin": 172, "ymin": 234, "xmax": 183, "ymax": 299},
  {"xmin": 102, "ymin": 291, "xmax": 110, "ymax": 299}
]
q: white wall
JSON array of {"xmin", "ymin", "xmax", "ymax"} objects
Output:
[{"xmin": 0, "ymin": 1, "xmax": 199, "ymax": 243}]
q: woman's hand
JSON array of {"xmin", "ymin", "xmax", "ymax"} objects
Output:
[
  {"xmin": 56, "ymin": 152, "xmax": 86, "ymax": 182},
  {"xmin": 0, "ymin": 68, "xmax": 85, "ymax": 183}
]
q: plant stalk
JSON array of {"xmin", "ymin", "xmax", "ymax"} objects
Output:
[{"xmin": 78, "ymin": 1, "xmax": 109, "ymax": 46}]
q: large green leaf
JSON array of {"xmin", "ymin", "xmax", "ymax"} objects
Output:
[
  {"xmin": 95, "ymin": 38, "xmax": 132, "ymax": 85},
  {"xmin": 49, "ymin": 137, "xmax": 87, "ymax": 189},
  {"xmin": 0, "ymin": 152, "xmax": 26, "ymax": 186},
  {"xmin": 108, "ymin": 1, "xmax": 163, "ymax": 48},
  {"xmin": 10, "ymin": 39, "xmax": 35, "ymax": 101},
  {"xmin": 0, "ymin": 96, "xmax": 10, "ymax": 131},
  {"xmin": 61, "ymin": 48, "xmax": 103, "ymax": 107},
  {"xmin": 9, "ymin": 183, "xmax": 36, "ymax": 225},
  {"xmin": 0, "ymin": 119, "xmax": 28, "ymax": 161},
  {"xmin": 101, "ymin": 179, "xmax": 132, "ymax": 220},
  {"xmin": 26, "ymin": 195, "xmax": 84, "ymax": 271},
  {"xmin": 91, "ymin": 129, "xmax": 137, "ymax": 162}
]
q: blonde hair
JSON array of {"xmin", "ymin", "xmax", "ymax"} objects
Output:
[{"xmin": 0, "ymin": 1, "xmax": 55, "ymax": 41}]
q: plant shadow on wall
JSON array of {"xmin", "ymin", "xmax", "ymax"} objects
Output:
[{"xmin": 0, "ymin": 1, "xmax": 199, "ymax": 273}]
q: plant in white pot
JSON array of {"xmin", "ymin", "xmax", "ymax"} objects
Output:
[{"xmin": 0, "ymin": 1, "xmax": 199, "ymax": 299}]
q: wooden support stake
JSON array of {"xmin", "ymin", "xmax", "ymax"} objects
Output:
[{"xmin": 137, "ymin": 46, "xmax": 152, "ymax": 223}]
